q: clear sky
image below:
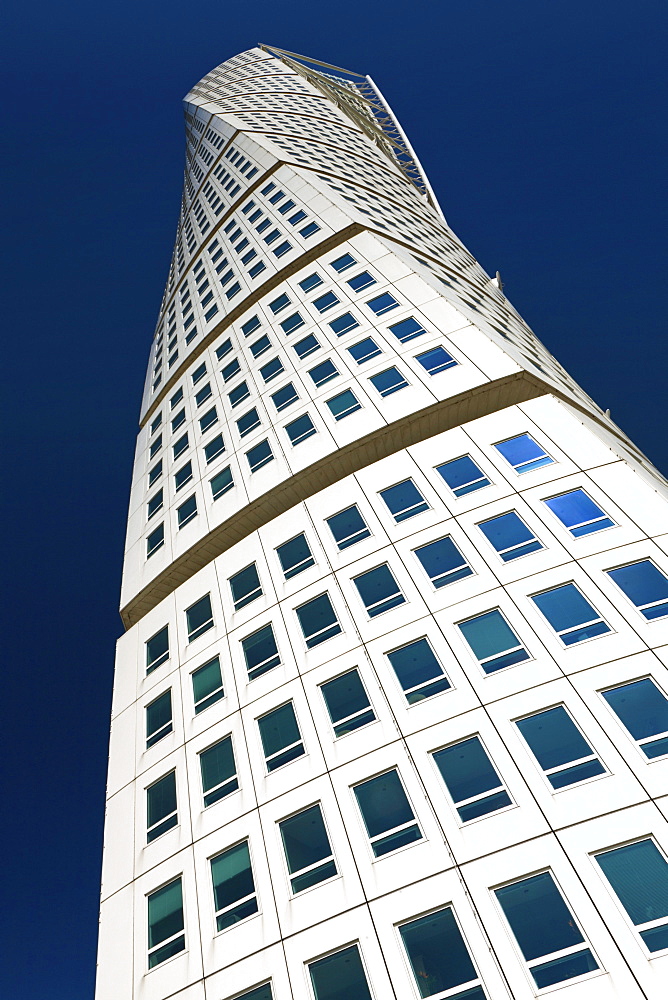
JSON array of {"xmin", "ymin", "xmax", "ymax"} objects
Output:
[{"xmin": 1, "ymin": 1, "xmax": 666, "ymax": 996}]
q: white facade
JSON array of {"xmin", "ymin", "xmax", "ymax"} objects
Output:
[{"xmin": 97, "ymin": 46, "xmax": 668, "ymax": 1000}]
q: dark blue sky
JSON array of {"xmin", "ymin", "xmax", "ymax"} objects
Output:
[{"xmin": 1, "ymin": 1, "xmax": 666, "ymax": 996}]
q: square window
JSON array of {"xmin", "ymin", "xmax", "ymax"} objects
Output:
[
  {"xmin": 434, "ymin": 736, "xmax": 512, "ymax": 822},
  {"xmin": 246, "ymin": 439, "xmax": 274, "ymax": 473},
  {"xmin": 369, "ymin": 367, "xmax": 409, "ymax": 396},
  {"xmin": 285, "ymin": 413, "xmax": 317, "ymax": 446},
  {"xmin": 146, "ymin": 771, "xmax": 177, "ymax": 842},
  {"xmin": 280, "ymin": 312, "xmax": 304, "ymax": 335},
  {"xmin": 379, "ymin": 479, "xmax": 429, "ymax": 522},
  {"xmin": 353, "ymin": 564, "xmax": 405, "ymax": 617},
  {"xmin": 415, "ymin": 345, "xmax": 456, "ymax": 374},
  {"xmin": 146, "ymin": 625, "xmax": 169, "ymax": 674},
  {"xmin": 313, "ymin": 291, "xmax": 339, "ymax": 314},
  {"xmin": 204, "ymin": 435, "xmax": 225, "ymax": 464},
  {"xmin": 308, "ymin": 359, "xmax": 339, "ymax": 387},
  {"xmin": 146, "ymin": 689, "xmax": 172, "ymax": 748},
  {"xmin": 236, "ymin": 408, "xmax": 261, "ymax": 438},
  {"xmin": 353, "ymin": 769, "xmax": 421, "ymax": 857},
  {"xmin": 186, "ymin": 594, "xmax": 214, "ymax": 642},
  {"xmin": 177, "ymin": 494, "xmax": 197, "ymax": 528},
  {"xmin": 308, "ymin": 946, "xmax": 372, "ymax": 1000},
  {"xmin": 602, "ymin": 678, "xmax": 668, "ymax": 759},
  {"xmin": 387, "ymin": 638, "xmax": 451, "ymax": 703},
  {"xmin": 399, "ymin": 907, "xmax": 484, "ymax": 998},
  {"xmin": 326, "ymin": 505, "xmax": 371, "ymax": 550},
  {"xmin": 147, "ymin": 878, "xmax": 185, "ymax": 968},
  {"xmin": 200, "ymin": 735, "xmax": 238, "ymax": 807},
  {"xmin": 320, "ymin": 669, "xmax": 375, "ymax": 737},
  {"xmin": 326, "ymin": 389, "xmax": 361, "ymax": 420},
  {"xmin": 414, "ymin": 535, "xmax": 473, "ymax": 588},
  {"xmin": 543, "ymin": 489, "xmax": 614, "ymax": 537},
  {"xmin": 607, "ymin": 560, "xmax": 668, "ymax": 620},
  {"xmin": 494, "ymin": 433, "xmax": 553, "ymax": 474},
  {"xmin": 258, "ymin": 702, "xmax": 305, "ymax": 771},
  {"xmin": 436, "ymin": 455, "xmax": 490, "ymax": 497},
  {"xmin": 458, "ymin": 609, "xmax": 529, "ymax": 673},
  {"xmin": 367, "ymin": 292, "xmax": 399, "ymax": 315},
  {"xmin": 147, "ymin": 523, "xmax": 165, "ymax": 558},
  {"xmin": 347, "ymin": 271, "xmax": 376, "ymax": 292},
  {"xmin": 276, "ymin": 533, "xmax": 315, "ymax": 579},
  {"xmin": 532, "ymin": 583, "xmax": 610, "ymax": 645},
  {"xmin": 348, "ymin": 337, "xmax": 381, "ymax": 364},
  {"xmin": 298, "ymin": 272, "xmax": 323, "ymax": 292},
  {"xmin": 271, "ymin": 383, "xmax": 299, "ymax": 412},
  {"xmin": 210, "ymin": 841, "xmax": 258, "ymax": 931},
  {"xmin": 295, "ymin": 593, "xmax": 342, "ymax": 648},
  {"xmin": 242, "ymin": 623, "xmax": 281, "ymax": 680},
  {"xmin": 192, "ymin": 655, "xmax": 224, "ymax": 713},
  {"xmin": 478, "ymin": 512, "xmax": 543, "ymax": 561},
  {"xmin": 229, "ymin": 563, "xmax": 263, "ymax": 611},
  {"xmin": 279, "ymin": 804, "xmax": 337, "ymax": 893},
  {"xmin": 329, "ymin": 312, "xmax": 359, "ymax": 336},
  {"xmin": 294, "ymin": 334, "xmax": 320, "ymax": 359},
  {"xmin": 516, "ymin": 706, "xmax": 605, "ymax": 789},
  {"xmin": 330, "ymin": 252, "xmax": 356, "ymax": 272}
]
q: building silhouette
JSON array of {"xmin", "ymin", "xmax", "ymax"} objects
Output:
[{"xmin": 96, "ymin": 45, "xmax": 668, "ymax": 1000}]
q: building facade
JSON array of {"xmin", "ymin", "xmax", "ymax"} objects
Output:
[{"xmin": 97, "ymin": 45, "xmax": 668, "ymax": 1000}]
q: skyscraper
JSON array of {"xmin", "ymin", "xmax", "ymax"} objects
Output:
[{"xmin": 96, "ymin": 44, "xmax": 668, "ymax": 1000}]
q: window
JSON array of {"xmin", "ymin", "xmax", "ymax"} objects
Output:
[
  {"xmin": 279, "ymin": 804, "xmax": 337, "ymax": 893},
  {"xmin": 308, "ymin": 359, "xmax": 339, "ymax": 387},
  {"xmin": 354, "ymin": 769, "xmax": 421, "ymax": 857},
  {"xmin": 300, "ymin": 222, "xmax": 320, "ymax": 238},
  {"xmin": 233, "ymin": 986, "xmax": 273, "ymax": 1000},
  {"xmin": 209, "ymin": 466, "xmax": 233, "ymax": 501},
  {"xmin": 241, "ymin": 315, "xmax": 261, "ymax": 337},
  {"xmin": 478, "ymin": 512, "xmax": 543, "ymax": 562},
  {"xmin": 147, "ymin": 771, "xmax": 177, "ymax": 842},
  {"xmin": 494, "ymin": 433, "xmax": 553, "ymax": 474},
  {"xmin": 236, "ymin": 408, "xmax": 261, "ymax": 438},
  {"xmin": 276, "ymin": 533, "xmax": 314, "ymax": 579},
  {"xmin": 288, "ymin": 209, "xmax": 307, "ymax": 225},
  {"xmin": 221, "ymin": 359, "xmax": 241, "ymax": 382},
  {"xmin": 250, "ymin": 335, "xmax": 271, "ymax": 359},
  {"xmin": 387, "ymin": 638, "xmax": 450, "ymax": 703},
  {"xmin": 415, "ymin": 345, "xmax": 457, "ymax": 375},
  {"xmin": 269, "ymin": 293, "xmax": 290, "ymax": 314},
  {"xmin": 326, "ymin": 505, "xmax": 370, "ymax": 550},
  {"xmin": 354, "ymin": 564, "xmax": 405, "ymax": 617},
  {"xmin": 309, "ymin": 945, "xmax": 372, "ymax": 1000},
  {"xmin": 148, "ymin": 460, "xmax": 162, "ymax": 488},
  {"xmin": 186, "ymin": 594, "xmax": 213, "ymax": 641},
  {"xmin": 195, "ymin": 383, "xmax": 212, "ymax": 407},
  {"xmin": 595, "ymin": 839, "xmax": 668, "ymax": 952},
  {"xmin": 436, "ymin": 455, "xmax": 490, "ymax": 497},
  {"xmin": 192, "ymin": 656, "xmax": 224, "ymax": 713},
  {"xmin": 369, "ymin": 366, "xmax": 409, "ymax": 396},
  {"xmin": 258, "ymin": 702, "xmax": 305, "ymax": 771},
  {"xmin": 174, "ymin": 461, "xmax": 193, "ymax": 490},
  {"xmin": 170, "ymin": 387, "xmax": 183, "ymax": 409},
  {"xmin": 543, "ymin": 489, "xmax": 614, "ymax": 537},
  {"xmin": 294, "ymin": 334, "xmax": 320, "ymax": 359},
  {"xmin": 173, "ymin": 433, "xmax": 189, "ymax": 460},
  {"xmin": 176, "ymin": 495, "xmax": 197, "ymax": 529},
  {"xmin": 228, "ymin": 381, "xmax": 250, "ymax": 407},
  {"xmin": 229, "ymin": 563, "xmax": 262, "ymax": 611},
  {"xmin": 320, "ymin": 669, "xmax": 375, "ymax": 737},
  {"xmin": 296, "ymin": 593, "xmax": 342, "ymax": 648},
  {"xmin": 495, "ymin": 872, "xmax": 598, "ymax": 988},
  {"xmin": 379, "ymin": 479, "xmax": 429, "ymax": 522},
  {"xmin": 348, "ymin": 337, "xmax": 380, "ymax": 364},
  {"xmin": 259, "ymin": 357, "xmax": 284, "ymax": 382},
  {"xmin": 242, "ymin": 623, "xmax": 281, "ymax": 680},
  {"xmin": 149, "ymin": 434, "xmax": 162, "ymax": 460},
  {"xmin": 532, "ymin": 583, "xmax": 610, "ymax": 645},
  {"xmin": 215, "ymin": 338, "xmax": 232, "ymax": 360},
  {"xmin": 414, "ymin": 536, "xmax": 473, "ymax": 588},
  {"xmin": 147, "ymin": 877, "xmax": 185, "ymax": 968},
  {"xmin": 399, "ymin": 907, "xmax": 485, "ymax": 999},
  {"xmin": 607, "ymin": 560, "xmax": 668, "ymax": 621},
  {"xmin": 146, "ymin": 625, "xmax": 169, "ymax": 674},
  {"xmin": 329, "ymin": 312, "xmax": 359, "ymax": 336},
  {"xmin": 199, "ymin": 407, "xmax": 218, "ymax": 433},
  {"xmin": 516, "ymin": 706, "xmax": 605, "ymax": 789},
  {"xmin": 367, "ymin": 292, "xmax": 399, "ymax": 315},
  {"xmin": 458, "ymin": 610, "xmax": 529, "ymax": 673},
  {"xmin": 200, "ymin": 736, "xmax": 238, "ymax": 806},
  {"xmin": 286, "ymin": 413, "xmax": 317, "ymax": 445},
  {"xmin": 271, "ymin": 383, "xmax": 299, "ymax": 412},
  {"xmin": 347, "ymin": 270, "xmax": 375, "ymax": 292},
  {"xmin": 210, "ymin": 841, "xmax": 258, "ymax": 931},
  {"xmin": 150, "ymin": 413, "xmax": 162, "ymax": 435},
  {"xmin": 146, "ymin": 690, "xmax": 172, "ymax": 748},
  {"xmin": 330, "ymin": 252, "xmax": 356, "ymax": 272},
  {"xmin": 326, "ymin": 389, "xmax": 362, "ymax": 420},
  {"xmin": 387, "ymin": 316, "xmax": 426, "ymax": 344},
  {"xmin": 246, "ymin": 439, "xmax": 274, "ymax": 473},
  {"xmin": 280, "ymin": 311, "xmax": 304, "ymax": 334},
  {"xmin": 191, "ymin": 362, "xmax": 207, "ymax": 385},
  {"xmin": 602, "ymin": 678, "xmax": 668, "ymax": 759},
  {"xmin": 147, "ymin": 523, "xmax": 164, "ymax": 558},
  {"xmin": 298, "ymin": 272, "xmax": 322, "ymax": 292},
  {"xmin": 434, "ymin": 736, "xmax": 512, "ymax": 822}
]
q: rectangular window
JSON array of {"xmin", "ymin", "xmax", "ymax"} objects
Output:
[
  {"xmin": 229, "ymin": 381, "xmax": 250, "ymax": 407},
  {"xmin": 379, "ymin": 479, "xmax": 429, "ymax": 522},
  {"xmin": 215, "ymin": 338, "xmax": 232, "ymax": 360},
  {"xmin": 436, "ymin": 455, "xmax": 490, "ymax": 497},
  {"xmin": 259, "ymin": 357, "xmax": 284, "ymax": 382},
  {"xmin": 495, "ymin": 872, "xmax": 598, "ymax": 988},
  {"xmin": 150, "ymin": 413, "xmax": 162, "ymax": 435},
  {"xmin": 146, "ymin": 625, "xmax": 169, "ymax": 673},
  {"xmin": 326, "ymin": 389, "xmax": 362, "ymax": 420},
  {"xmin": 414, "ymin": 536, "xmax": 473, "ymax": 589},
  {"xmin": 234, "ymin": 986, "xmax": 272, "ymax": 1000},
  {"xmin": 320, "ymin": 669, "xmax": 375, "ymax": 737},
  {"xmin": 170, "ymin": 387, "xmax": 183, "ymax": 409},
  {"xmin": 147, "ymin": 771, "xmax": 177, "ymax": 842},
  {"xmin": 294, "ymin": 334, "xmax": 320, "ymax": 359},
  {"xmin": 607, "ymin": 560, "xmax": 668, "ymax": 621},
  {"xmin": 354, "ymin": 564, "xmax": 406, "ymax": 617},
  {"xmin": 354, "ymin": 769, "xmax": 422, "ymax": 857},
  {"xmin": 387, "ymin": 638, "xmax": 451, "ymax": 703},
  {"xmin": 148, "ymin": 460, "xmax": 163, "ymax": 488},
  {"xmin": 388, "ymin": 316, "xmax": 426, "ymax": 343},
  {"xmin": 186, "ymin": 594, "xmax": 214, "ymax": 641},
  {"xmin": 280, "ymin": 311, "xmax": 304, "ymax": 335},
  {"xmin": 415, "ymin": 345, "xmax": 457, "ymax": 375},
  {"xmin": 250, "ymin": 335, "xmax": 271, "ymax": 359},
  {"xmin": 200, "ymin": 735, "xmax": 238, "ymax": 806},
  {"xmin": 370, "ymin": 366, "xmax": 409, "ymax": 396},
  {"xmin": 174, "ymin": 461, "xmax": 193, "ymax": 490},
  {"xmin": 458, "ymin": 610, "xmax": 529, "ymax": 673},
  {"xmin": 195, "ymin": 383, "xmax": 212, "ymax": 407},
  {"xmin": 308, "ymin": 359, "xmax": 339, "ymax": 387},
  {"xmin": 329, "ymin": 312, "xmax": 359, "ymax": 336},
  {"xmin": 199, "ymin": 407, "xmax": 218, "ymax": 433},
  {"xmin": 278, "ymin": 198, "xmax": 295, "ymax": 215},
  {"xmin": 242, "ymin": 623, "xmax": 281, "ymax": 680},
  {"xmin": 434, "ymin": 736, "xmax": 512, "ymax": 822},
  {"xmin": 516, "ymin": 706, "xmax": 605, "ymax": 788},
  {"xmin": 299, "ymin": 273, "xmax": 323, "ymax": 293},
  {"xmin": 400, "ymin": 907, "xmax": 485, "ymax": 999},
  {"xmin": 330, "ymin": 252, "xmax": 356, "ymax": 272},
  {"xmin": 246, "ymin": 439, "xmax": 274, "ymax": 473},
  {"xmin": 348, "ymin": 337, "xmax": 381, "ymax": 364},
  {"xmin": 173, "ymin": 433, "xmax": 189, "ymax": 460},
  {"xmin": 211, "ymin": 841, "xmax": 258, "ymax": 931},
  {"xmin": 210, "ymin": 466, "xmax": 233, "ymax": 500},
  {"xmin": 367, "ymin": 292, "xmax": 399, "ymax": 315},
  {"xmin": 229, "ymin": 563, "xmax": 262, "ymax": 611},
  {"xmin": 147, "ymin": 523, "xmax": 165, "ymax": 558},
  {"xmin": 532, "ymin": 583, "xmax": 610, "ymax": 645},
  {"xmin": 221, "ymin": 359, "xmax": 241, "ymax": 381},
  {"xmin": 494, "ymin": 433, "xmax": 553, "ymax": 474},
  {"xmin": 147, "ymin": 877, "xmax": 185, "ymax": 968},
  {"xmin": 478, "ymin": 512, "xmax": 543, "ymax": 561},
  {"xmin": 280, "ymin": 804, "xmax": 337, "ymax": 893},
  {"xmin": 271, "ymin": 383, "xmax": 299, "ymax": 412},
  {"xmin": 258, "ymin": 702, "xmax": 305, "ymax": 771},
  {"xmin": 191, "ymin": 362, "xmax": 207, "ymax": 385},
  {"xmin": 204, "ymin": 434, "xmax": 225, "ymax": 465},
  {"xmin": 225, "ymin": 282, "xmax": 240, "ymax": 300},
  {"xmin": 596, "ymin": 839, "xmax": 668, "ymax": 952},
  {"xmin": 146, "ymin": 690, "xmax": 172, "ymax": 748},
  {"xmin": 276, "ymin": 533, "xmax": 314, "ymax": 579},
  {"xmin": 326, "ymin": 505, "xmax": 371, "ymax": 550},
  {"xmin": 149, "ymin": 434, "xmax": 162, "ymax": 460},
  {"xmin": 543, "ymin": 489, "xmax": 614, "ymax": 537},
  {"xmin": 296, "ymin": 593, "xmax": 342, "ymax": 648},
  {"xmin": 269, "ymin": 293, "xmax": 291, "ymax": 314},
  {"xmin": 236, "ymin": 408, "xmax": 261, "ymax": 438},
  {"xmin": 347, "ymin": 271, "xmax": 376, "ymax": 292},
  {"xmin": 602, "ymin": 677, "xmax": 668, "ymax": 759},
  {"xmin": 288, "ymin": 210, "xmax": 307, "ymax": 226},
  {"xmin": 309, "ymin": 945, "xmax": 372, "ymax": 1000},
  {"xmin": 192, "ymin": 655, "xmax": 224, "ymax": 713},
  {"xmin": 300, "ymin": 222, "xmax": 320, "ymax": 238},
  {"xmin": 174, "ymin": 490, "xmax": 197, "ymax": 528},
  {"xmin": 286, "ymin": 413, "xmax": 317, "ymax": 445},
  {"xmin": 241, "ymin": 315, "xmax": 261, "ymax": 337}
]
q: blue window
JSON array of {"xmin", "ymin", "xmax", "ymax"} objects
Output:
[
  {"xmin": 516, "ymin": 706, "xmax": 605, "ymax": 788},
  {"xmin": 458, "ymin": 609, "xmax": 529, "ymax": 673},
  {"xmin": 146, "ymin": 625, "xmax": 169, "ymax": 673},
  {"xmin": 177, "ymin": 495, "xmax": 197, "ymax": 529},
  {"xmin": 146, "ymin": 689, "xmax": 172, "ymax": 748},
  {"xmin": 330, "ymin": 252, "xmax": 356, "ymax": 272},
  {"xmin": 414, "ymin": 536, "xmax": 472, "ymax": 588},
  {"xmin": 348, "ymin": 337, "xmax": 381, "ymax": 364},
  {"xmin": 478, "ymin": 512, "xmax": 543, "ymax": 561},
  {"xmin": 326, "ymin": 505, "xmax": 370, "ymax": 550},
  {"xmin": 543, "ymin": 489, "xmax": 614, "ymax": 537},
  {"xmin": 258, "ymin": 702, "xmax": 305, "ymax": 771},
  {"xmin": 269, "ymin": 293, "xmax": 290, "ymax": 314},
  {"xmin": 532, "ymin": 583, "xmax": 610, "ymax": 645},
  {"xmin": 495, "ymin": 872, "xmax": 598, "ymax": 988},
  {"xmin": 147, "ymin": 490, "xmax": 163, "ymax": 520},
  {"xmin": 215, "ymin": 338, "xmax": 232, "ymax": 361},
  {"xmin": 148, "ymin": 460, "xmax": 163, "ymax": 487},
  {"xmin": 298, "ymin": 272, "xmax": 322, "ymax": 292},
  {"xmin": 191, "ymin": 362, "xmax": 207, "ymax": 385},
  {"xmin": 370, "ymin": 366, "xmax": 409, "ymax": 396},
  {"xmin": 285, "ymin": 413, "xmax": 317, "ymax": 445},
  {"xmin": 347, "ymin": 271, "xmax": 376, "ymax": 292},
  {"xmin": 354, "ymin": 564, "xmax": 405, "ymax": 617},
  {"xmin": 308, "ymin": 359, "xmax": 339, "ymax": 387},
  {"xmin": 221, "ymin": 359, "xmax": 241, "ymax": 381},
  {"xmin": 607, "ymin": 560, "xmax": 668, "ymax": 621},
  {"xmin": 233, "ymin": 987, "xmax": 272, "ymax": 1000},
  {"xmin": 271, "ymin": 383, "xmax": 299, "ymax": 412},
  {"xmin": 367, "ymin": 292, "xmax": 399, "ymax": 315},
  {"xmin": 280, "ymin": 312, "xmax": 304, "ymax": 334},
  {"xmin": 279, "ymin": 804, "xmax": 337, "ymax": 893},
  {"xmin": 204, "ymin": 434, "xmax": 225, "ymax": 463},
  {"xmin": 278, "ymin": 198, "xmax": 295, "ymax": 215},
  {"xmin": 246, "ymin": 440, "xmax": 274, "ymax": 473},
  {"xmin": 229, "ymin": 563, "xmax": 262, "ymax": 611},
  {"xmin": 174, "ymin": 461, "xmax": 192, "ymax": 491},
  {"xmin": 199, "ymin": 407, "xmax": 218, "ymax": 433},
  {"xmin": 273, "ymin": 241, "xmax": 291, "ymax": 258},
  {"xmin": 300, "ymin": 222, "xmax": 320, "ymax": 238},
  {"xmin": 147, "ymin": 523, "xmax": 164, "ymax": 558},
  {"xmin": 434, "ymin": 737, "xmax": 512, "ymax": 822},
  {"xmin": 495, "ymin": 433, "xmax": 553, "ymax": 474},
  {"xmin": 147, "ymin": 877, "xmax": 185, "ymax": 968},
  {"xmin": 259, "ymin": 357, "xmax": 284, "ymax": 382},
  {"xmin": 326, "ymin": 389, "xmax": 362, "ymax": 420},
  {"xmin": 171, "ymin": 408, "xmax": 185, "ymax": 432},
  {"xmin": 400, "ymin": 907, "xmax": 485, "ymax": 1000},
  {"xmin": 210, "ymin": 841, "xmax": 258, "ymax": 931},
  {"xmin": 250, "ymin": 335, "xmax": 271, "ymax": 359},
  {"xmin": 170, "ymin": 387, "xmax": 183, "ymax": 409},
  {"xmin": 294, "ymin": 334, "xmax": 320, "ymax": 359},
  {"xmin": 329, "ymin": 312, "xmax": 359, "ymax": 336},
  {"xmin": 288, "ymin": 209, "xmax": 307, "ymax": 226},
  {"xmin": 249, "ymin": 261, "xmax": 266, "ymax": 279},
  {"xmin": 210, "ymin": 466, "xmax": 233, "ymax": 500},
  {"xmin": 150, "ymin": 434, "xmax": 162, "ymax": 460},
  {"xmin": 379, "ymin": 479, "xmax": 429, "ymax": 522},
  {"xmin": 320, "ymin": 669, "xmax": 375, "ymax": 737},
  {"xmin": 242, "ymin": 623, "xmax": 281, "ymax": 680},
  {"xmin": 195, "ymin": 383, "xmax": 212, "ymax": 407},
  {"xmin": 313, "ymin": 291, "xmax": 339, "ymax": 313},
  {"xmin": 147, "ymin": 771, "xmax": 177, "ymax": 842},
  {"xmin": 354, "ymin": 769, "xmax": 422, "ymax": 857},
  {"xmin": 186, "ymin": 594, "xmax": 213, "ymax": 641},
  {"xmin": 229, "ymin": 382, "xmax": 250, "ymax": 408},
  {"xmin": 241, "ymin": 315, "xmax": 261, "ymax": 337},
  {"xmin": 236, "ymin": 408, "xmax": 260, "ymax": 437},
  {"xmin": 602, "ymin": 678, "xmax": 668, "ymax": 759},
  {"xmin": 309, "ymin": 946, "xmax": 372, "ymax": 1000},
  {"xmin": 596, "ymin": 840, "xmax": 668, "ymax": 952},
  {"xmin": 388, "ymin": 316, "xmax": 425, "ymax": 343},
  {"xmin": 173, "ymin": 433, "xmax": 188, "ymax": 460},
  {"xmin": 200, "ymin": 735, "xmax": 238, "ymax": 807},
  {"xmin": 415, "ymin": 345, "xmax": 457, "ymax": 375},
  {"xmin": 276, "ymin": 533, "xmax": 314, "ymax": 580},
  {"xmin": 387, "ymin": 638, "xmax": 451, "ymax": 703},
  {"xmin": 192, "ymin": 655, "xmax": 224, "ymax": 713},
  {"xmin": 296, "ymin": 593, "xmax": 342, "ymax": 648}
]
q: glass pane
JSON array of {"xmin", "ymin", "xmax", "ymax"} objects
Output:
[
  {"xmin": 380, "ymin": 480, "xmax": 429, "ymax": 522},
  {"xmin": 327, "ymin": 389, "xmax": 361, "ymax": 419},
  {"xmin": 602, "ymin": 678, "xmax": 668, "ymax": 740},
  {"xmin": 348, "ymin": 337, "xmax": 380, "ymax": 363},
  {"xmin": 433, "ymin": 737, "xmax": 502, "ymax": 803},
  {"xmin": 596, "ymin": 840, "xmax": 668, "ymax": 925},
  {"xmin": 414, "ymin": 536, "xmax": 471, "ymax": 587},
  {"xmin": 400, "ymin": 907, "xmax": 477, "ymax": 997},
  {"xmin": 458, "ymin": 611, "xmax": 520, "ymax": 661},
  {"xmin": 187, "ymin": 594, "xmax": 213, "ymax": 639},
  {"xmin": 436, "ymin": 455, "xmax": 489, "ymax": 495},
  {"xmin": 309, "ymin": 945, "xmax": 372, "ymax": 1000},
  {"xmin": 276, "ymin": 534, "xmax": 314, "ymax": 579},
  {"xmin": 236, "ymin": 986, "xmax": 273, "ymax": 1000},
  {"xmin": 146, "ymin": 691, "xmax": 172, "ymax": 740},
  {"xmin": 280, "ymin": 805, "xmax": 332, "ymax": 874},
  {"xmin": 242, "ymin": 624, "xmax": 280, "ymax": 678},
  {"xmin": 531, "ymin": 949, "xmax": 598, "ymax": 988},
  {"xmin": 388, "ymin": 316, "xmax": 424, "ymax": 341},
  {"xmin": 326, "ymin": 506, "xmax": 370, "ymax": 549},
  {"xmin": 271, "ymin": 384, "xmax": 299, "ymax": 410},
  {"xmin": 286, "ymin": 414, "xmax": 316, "ymax": 444},
  {"xmin": 147, "ymin": 772, "xmax": 176, "ymax": 830},
  {"xmin": 148, "ymin": 878, "xmax": 183, "ymax": 948},
  {"xmin": 544, "ymin": 490, "xmax": 607, "ymax": 531},
  {"xmin": 296, "ymin": 594, "xmax": 340, "ymax": 646},
  {"xmin": 608, "ymin": 561, "xmax": 668, "ymax": 607},
  {"xmin": 354, "ymin": 770, "xmax": 414, "ymax": 838},
  {"xmin": 495, "ymin": 434, "xmax": 551, "ymax": 471},
  {"xmin": 211, "ymin": 841, "xmax": 255, "ymax": 912},
  {"xmin": 516, "ymin": 707, "xmax": 594, "ymax": 771},
  {"xmin": 495, "ymin": 872, "xmax": 584, "ymax": 961},
  {"xmin": 230, "ymin": 564, "xmax": 262, "ymax": 610},
  {"xmin": 354, "ymin": 565, "xmax": 404, "ymax": 616},
  {"xmin": 321, "ymin": 670, "xmax": 371, "ymax": 725},
  {"xmin": 258, "ymin": 703, "xmax": 300, "ymax": 757},
  {"xmin": 532, "ymin": 584, "xmax": 601, "ymax": 632},
  {"xmin": 192, "ymin": 656, "xmax": 223, "ymax": 710},
  {"xmin": 200, "ymin": 737, "xmax": 236, "ymax": 794},
  {"xmin": 640, "ymin": 924, "xmax": 668, "ymax": 952},
  {"xmin": 478, "ymin": 512, "xmax": 540, "ymax": 559},
  {"xmin": 146, "ymin": 626, "xmax": 169, "ymax": 670},
  {"xmin": 387, "ymin": 638, "xmax": 448, "ymax": 694}
]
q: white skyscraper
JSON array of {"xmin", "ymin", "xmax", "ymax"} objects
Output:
[{"xmin": 96, "ymin": 45, "xmax": 668, "ymax": 1000}]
